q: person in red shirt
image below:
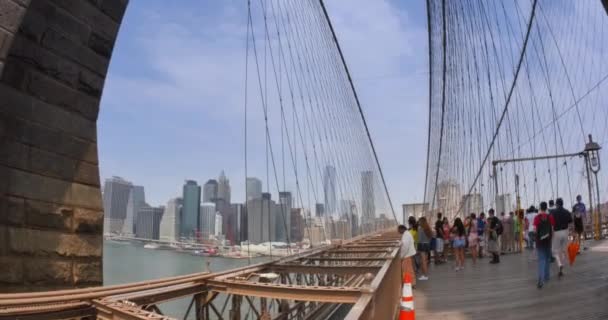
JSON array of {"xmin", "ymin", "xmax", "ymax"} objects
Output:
[{"xmin": 533, "ymin": 201, "xmax": 555, "ymax": 289}]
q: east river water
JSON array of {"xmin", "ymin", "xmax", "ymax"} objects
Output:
[{"xmin": 103, "ymin": 241, "xmax": 270, "ymax": 318}]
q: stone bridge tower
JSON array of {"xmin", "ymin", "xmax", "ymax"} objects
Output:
[{"xmin": 0, "ymin": 0, "xmax": 128, "ymax": 292}]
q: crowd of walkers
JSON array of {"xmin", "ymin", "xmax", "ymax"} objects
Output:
[{"xmin": 398, "ymin": 195, "xmax": 589, "ymax": 289}]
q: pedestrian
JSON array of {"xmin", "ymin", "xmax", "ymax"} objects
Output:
[
  {"xmin": 534, "ymin": 201, "xmax": 555, "ymax": 289},
  {"xmin": 408, "ymin": 216, "xmax": 420, "ymax": 273},
  {"xmin": 442, "ymin": 217, "xmax": 450, "ymax": 263},
  {"xmin": 417, "ymin": 217, "xmax": 433, "ymax": 281},
  {"xmin": 467, "ymin": 213, "xmax": 479, "ymax": 265},
  {"xmin": 434, "ymin": 213, "xmax": 445, "ymax": 265},
  {"xmin": 572, "ymin": 195, "xmax": 587, "ymax": 251},
  {"xmin": 550, "ymin": 198, "xmax": 572, "ymax": 278},
  {"xmin": 398, "ymin": 225, "xmax": 417, "ymax": 287},
  {"xmin": 452, "ymin": 217, "xmax": 466, "ymax": 271},
  {"xmin": 514, "ymin": 210, "xmax": 524, "ymax": 252},
  {"xmin": 477, "ymin": 212, "xmax": 486, "ymax": 258},
  {"xmin": 525, "ymin": 206, "xmax": 538, "ymax": 249},
  {"xmin": 487, "ymin": 209, "xmax": 500, "ymax": 264}
]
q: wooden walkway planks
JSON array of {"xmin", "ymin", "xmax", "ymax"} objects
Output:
[{"xmin": 413, "ymin": 241, "xmax": 608, "ymax": 320}]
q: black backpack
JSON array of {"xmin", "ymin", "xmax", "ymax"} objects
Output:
[
  {"xmin": 496, "ymin": 218, "xmax": 503, "ymax": 235},
  {"xmin": 537, "ymin": 214, "xmax": 552, "ymax": 245}
]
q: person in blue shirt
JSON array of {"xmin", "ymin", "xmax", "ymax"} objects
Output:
[
  {"xmin": 572, "ymin": 195, "xmax": 587, "ymax": 251},
  {"xmin": 477, "ymin": 212, "xmax": 486, "ymax": 258}
]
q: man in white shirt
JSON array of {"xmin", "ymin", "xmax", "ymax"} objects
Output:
[
  {"xmin": 398, "ymin": 225, "xmax": 417, "ymax": 287},
  {"xmin": 525, "ymin": 206, "xmax": 538, "ymax": 249}
]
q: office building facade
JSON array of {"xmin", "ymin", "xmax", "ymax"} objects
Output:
[
  {"xmin": 159, "ymin": 198, "xmax": 182, "ymax": 242},
  {"xmin": 181, "ymin": 180, "xmax": 201, "ymax": 238},
  {"xmin": 361, "ymin": 171, "xmax": 375, "ymax": 223},
  {"xmin": 203, "ymin": 179, "xmax": 218, "ymax": 203},
  {"xmin": 135, "ymin": 205, "xmax": 164, "ymax": 240},
  {"xmin": 102, "ymin": 176, "xmax": 133, "ymax": 234},
  {"xmin": 246, "ymin": 177, "xmax": 262, "ymax": 201}
]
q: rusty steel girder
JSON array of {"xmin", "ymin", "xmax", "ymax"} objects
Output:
[{"xmin": 0, "ymin": 230, "xmax": 402, "ymax": 320}]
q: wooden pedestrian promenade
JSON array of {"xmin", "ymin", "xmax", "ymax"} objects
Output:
[{"xmin": 414, "ymin": 241, "xmax": 608, "ymax": 320}]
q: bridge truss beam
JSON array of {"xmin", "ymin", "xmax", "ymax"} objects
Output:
[{"xmin": 0, "ymin": 231, "xmax": 402, "ymax": 320}]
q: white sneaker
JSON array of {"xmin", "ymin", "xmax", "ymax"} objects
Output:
[{"xmin": 418, "ymin": 275, "xmax": 429, "ymax": 281}]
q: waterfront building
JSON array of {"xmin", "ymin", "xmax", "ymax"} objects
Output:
[
  {"xmin": 203, "ymin": 179, "xmax": 218, "ymax": 203},
  {"xmin": 181, "ymin": 180, "xmax": 201, "ymax": 238},
  {"xmin": 135, "ymin": 205, "xmax": 164, "ymax": 240},
  {"xmin": 102, "ymin": 176, "xmax": 133, "ymax": 234},
  {"xmin": 159, "ymin": 198, "xmax": 182, "ymax": 242},
  {"xmin": 246, "ymin": 177, "xmax": 262, "ymax": 201}
]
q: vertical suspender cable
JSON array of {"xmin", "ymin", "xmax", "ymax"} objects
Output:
[{"xmin": 318, "ymin": 0, "xmax": 397, "ymax": 222}]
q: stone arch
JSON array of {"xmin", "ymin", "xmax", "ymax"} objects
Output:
[{"xmin": 0, "ymin": 0, "xmax": 128, "ymax": 292}]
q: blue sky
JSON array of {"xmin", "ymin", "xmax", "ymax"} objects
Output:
[{"xmin": 99, "ymin": 0, "xmax": 430, "ymax": 208}]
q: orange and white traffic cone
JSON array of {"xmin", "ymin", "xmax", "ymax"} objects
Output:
[{"xmin": 399, "ymin": 273, "xmax": 415, "ymax": 320}]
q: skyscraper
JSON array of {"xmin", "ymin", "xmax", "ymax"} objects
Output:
[
  {"xmin": 246, "ymin": 177, "xmax": 262, "ymax": 201},
  {"xmin": 214, "ymin": 213, "xmax": 223, "ymax": 237},
  {"xmin": 231, "ymin": 203, "xmax": 246, "ymax": 245},
  {"xmin": 290, "ymin": 208, "xmax": 304, "ymax": 242},
  {"xmin": 102, "ymin": 176, "xmax": 133, "ymax": 234},
  {"xmin": 361, "ymin": 171, "xmax": 375, "ymax": 223},
  {"xmin": 276, "ymin": 192, "xmax": 292, "ymax": 242},
  {"xmin": 123, "ymin": 185, "xmax": 145, "ymax": 236},
  {"xmin": 181, "ymin": 180, "xmax": 201, "ymax": 238},
  {"xmin": 135, "ymin": 205, "xmax": 164, "ymax": 240},
  {"xmin": 323, "ymin": 165, "xmax": 337, "ymax": 216},
  {"xmin": 247, "ymin": 193, "xmax": 277, "ymax": 244},
  {"xmin": 217, "ymin": 171, "xmax": 231, "ymax": 204},
  {"xmin": 159, "ymin": 198, "xmax": 182, "ymax": 242},
  {"xmin": 203, "ymin": 179, "xmax": 218, "ymax": 203},
  {"xmin": 200, "ymin": 202, "xmax": 216, "ymax": 240}
]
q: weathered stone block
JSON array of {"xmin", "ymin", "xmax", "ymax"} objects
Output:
[
  {"xmin": 12, "ymin": 0, "xmax": 31, "ymax": 7},
  {"xmin": 73, "ymin": 208, "xmax": 103, "ymax": 234},
  {"xmin": 7, "ymin": 168, "xmax": 102, "ymax": 209},
  {"xmin": 40, "ymin": 27, "xmax": 109, "ymax": 76},
  {"xmin": 0, "ymin": 225, "xmax": 7, "ymax": 254},
  {"xmin": 29, "ymin": 147, "xmax": 100, "ymax": 186},
  {"xmin": 25, "ymin": 1, "xmax": 91, "ymax": 45},
  {"xmin": 73, "ymin": 261, "xmax": 101, "ymax": 284},
  {"xmin": 100, "ymin": 0, "xmax": 128, "ymax": 23},
  {"xmin": 0, "ymin": 57, "xmax": 26, "ymax": 89},
  {"xmin": 0, "ymin": 84, "xmax": 97, "ymax": 142},
  {"xmin": 49, "ymin": 0, "xmax": 119, "ymax": 41},
  {"xmin": 10, "ymin": 35, "xmax": 80, "ymax": 88},
  {"xmin": 25, "ymin": 199, "xmax": 73, "ymax": 231},
  {"xmin": 77, "ymin": 68, "xmax": 103, "ymax": 98},
  {"xmin": 0, "ymin": 27, "xmax": 13, "ymax": 58},
  {"xmin": 0, "ymin": 255, "xmax": 23, "ymax": 283},
  {"xmin": 9, "ymin": 227, "xmax": 102, "ymax": 257},
  {"xmin": 0, "ymin": 138, "xmax": 28, "ymax": 171},
  {"xmin": 0, "ymin": 112, "xmax": 99, "ymax": 164},
  {"xmin": 0, "ymin": 195, "xmax": 25, "ymax": 226},
  {"xmin": 0, "ymin": 0, "xmax": 26, "ymax": 32},
  {"xmin": 88, "ymin": 31, "xmax": 112, "ymax": 58},
  {"xmin": 24, "ymin": 257, "xmax": 72, "ymax": 283},
  {"xmin": 23, "ymin": 65, "xmax": 100, "ymax": 120}
]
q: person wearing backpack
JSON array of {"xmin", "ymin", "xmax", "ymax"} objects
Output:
[
  {"xmin": 534, "ymin": 201, "xmax": 555, "ymax": 289},
  {"xmin": 487, "ymin": 209, "xmax": 501, "ymax": 264},
  {"xmin": 550, "ymin": 198, "xmax": 572, "ymax": 278}
]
